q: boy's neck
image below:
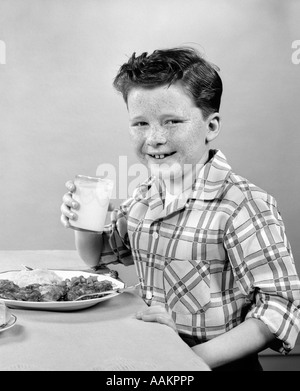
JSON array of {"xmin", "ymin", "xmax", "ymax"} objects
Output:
[{"xmin": 163, "ymin": 162, "xmax": 204, "ymax": 196}]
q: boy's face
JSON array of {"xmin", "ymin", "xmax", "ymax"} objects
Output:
[{"xmin": 127, "ymin": 82, "xmax": 219, "ymax": 181}]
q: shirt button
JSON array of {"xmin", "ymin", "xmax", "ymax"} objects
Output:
[
  {"xmin": 152, "ymin": 232, "xmax": 159, "ymax": 239},
  {"xmin": 146, "ymin": 291, "xmax": 153, "ymax": 300}
]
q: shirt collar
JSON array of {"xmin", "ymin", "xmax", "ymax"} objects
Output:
[
  {"xmin": 136, "ymin": 149, "xmax": 232, "ymax": 215},
  {"xmin": 191, "ymin": 149, "xmax": 232, "ymax": 200}
]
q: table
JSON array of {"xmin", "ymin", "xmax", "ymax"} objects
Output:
[{"xmin": 0, "ymin": 251, "xmax": 210, "ymax": 371}]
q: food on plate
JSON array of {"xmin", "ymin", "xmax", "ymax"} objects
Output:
[
  {"xmin": 66, "ymin": 275, "xmax": 113, "ymax": 301},
  {"xmin": 0, "ymin": 301, "xmax": 11, "ymax": 326},
  {"xmin": 38, "ymin": 284, "xmax": 68, "ymax": 302},
  {"xmin": 11, "ymin": 269, "xmax": 63, "ymax": 288},
  {"xmin": 0, "ymin": 272, "xmax": 114, "ymax": 302}
]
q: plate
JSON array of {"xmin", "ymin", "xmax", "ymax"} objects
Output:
[
  {"xmin": 0, "ymin": 270, "xmax": 125, "ymax": 311},
  {"xmin": 0, "ymin": 314, "xmax": 17, "ymax": 333}
]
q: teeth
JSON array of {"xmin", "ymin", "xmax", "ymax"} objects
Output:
[{"xmin": 152, "ymin": 154, "xmax": 168, "ymax": 159}]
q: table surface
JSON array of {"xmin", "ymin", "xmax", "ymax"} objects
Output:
[{"xmin": 0, "ymin": 250, "xmax": 210, "ymax": 371}]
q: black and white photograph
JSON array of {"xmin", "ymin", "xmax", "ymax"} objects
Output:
[{"xmin": 0, "ymin": 0, "xmax": 299, "ymax": 374}]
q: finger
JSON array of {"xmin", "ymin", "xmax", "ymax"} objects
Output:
[
  {"xmin": 65, "ymin": 180, "xmax": 76, "ymax": 193},
  {"xmin": 60, "ymin": 214, "xmax": 70, "ymax": 228},
  {"xmin": 137, "ymin": 312, "xmax": 177, "ymax": 333},
  {"xmin": 60, "ymin": 203, "xmax": 78, "ymax": 221},
  {"xmin": 136, "ymin": 305, "xmax": 166, "ymax": 317},
  {"xmin": 62, "ymin": 192, "xmax": 79, "ymax": 209},
  {"xmin": 135, "ymin": 306, "xmax": 167, "ymax": 320},
  {"xmin": 135, "ymin": 312, "xmax": 157, "ymax": 321}
]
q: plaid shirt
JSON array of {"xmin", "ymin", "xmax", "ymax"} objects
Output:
[{"xmin": 101, "ymin": 150, "xmax": 300, "ymax": 354}]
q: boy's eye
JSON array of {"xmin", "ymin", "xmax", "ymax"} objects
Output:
[
  {"xmin": 165, "ymin": 120, "xmax": 181, "ymax": 125},
  {"xmin": 133, "ymin": 122, "xmax": 148, "ymax": 127}
]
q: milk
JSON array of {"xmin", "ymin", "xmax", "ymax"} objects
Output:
[{"xmin": 70, "ymin": 175, "xmax": 113, "ymax": 233}]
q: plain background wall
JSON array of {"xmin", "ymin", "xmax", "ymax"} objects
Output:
[{"xmin": 0, "ymin": 0, "xmax": 299, "ymax": 280}]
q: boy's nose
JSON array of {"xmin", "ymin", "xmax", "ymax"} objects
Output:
[{"xmin": 146, "ymin": 126, "xmax": 167, "ymax": 147}]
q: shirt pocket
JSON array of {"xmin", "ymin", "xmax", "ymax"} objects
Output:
[{"xmin": 163, "ymin": 259, "xmax": 211, "ymax": 315}]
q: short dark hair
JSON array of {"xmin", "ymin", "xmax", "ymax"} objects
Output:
[{"xmin": 113, "ymin": 47, "xmax": 223, "ymax": 119}]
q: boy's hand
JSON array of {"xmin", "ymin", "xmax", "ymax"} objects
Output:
[
  {"xmin": 60, "ymin": 180, "xmax": 115, "ymax": 228},
  {"xmin": 60, "ymin": 180, "xmax": 79, "ymax": 228},
  {"xmin": 135, "ymin": 304, "xmax": 178, "ymax": 333}
]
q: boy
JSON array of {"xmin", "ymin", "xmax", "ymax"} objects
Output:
[{"xmin": 61, "ymin": 47, "xmax": 300, "ymax": 370}]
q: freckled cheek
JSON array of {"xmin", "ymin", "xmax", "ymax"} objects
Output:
[
  {"xmin": 129, "ymin": 132, "xmax": 146, "ymax": 157},
  {"xmin": 177, "ymin": 135, "xmax": 202, "ymax": 162}
]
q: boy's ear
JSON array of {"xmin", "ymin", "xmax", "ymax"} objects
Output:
[{"xmin": 206, "ymin": 113, "xmax": 221, "ymax": 143}]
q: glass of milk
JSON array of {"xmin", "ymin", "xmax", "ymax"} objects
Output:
[{"xmin": 69, "ymin": 175, "xmax": 113, "ymax": 233}]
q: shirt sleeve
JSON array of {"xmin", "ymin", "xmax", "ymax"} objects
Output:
[
  {"xmin": 100, "ymin": 197, "xmax": 134, "ymax": 266},
  {"xmin": 224, "ymin": 196, "xmax": 300, "ymax": 354}
]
